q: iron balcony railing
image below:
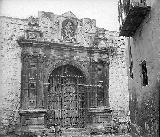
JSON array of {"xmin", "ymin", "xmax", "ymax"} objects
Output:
[
  {"xmin": 118, "ymin": 0, "xmax": 147, "ymax": 26},
  {"xmin": 118, "ymin": 0, "xmax": 151, "ymax": 36}
]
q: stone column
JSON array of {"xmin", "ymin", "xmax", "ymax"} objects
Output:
[
  {"xmin": 20, "ymin": 53, "xmax": 29, "ymax": 110},
  {"xmin": 104, "ymin": 61, "xmax": 110, "ymax": 107},
  {"xmin": 19, "ymin": 52, "xmax": 47, "ymax": 133},
  {"xmin": 43, "ymin": 82, "xmax": 50, "ymax": 110},
  {"xmin": 37, "ymin": 55, "xmax": 45, "ymax": 109}
]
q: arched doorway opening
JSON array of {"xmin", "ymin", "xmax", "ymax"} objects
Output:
[{"xmin": 46, "ymin": 64, "xmax": 87, "ymax": 128}]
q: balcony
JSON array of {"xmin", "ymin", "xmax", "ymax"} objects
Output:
[{"xmin": 118, "ymin": 0, "xmax": 151, "ymax": 37}]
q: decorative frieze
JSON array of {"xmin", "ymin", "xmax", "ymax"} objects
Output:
[{"xmin": 25, "ymin": 30, "xmax": 42, "ymax": 40}]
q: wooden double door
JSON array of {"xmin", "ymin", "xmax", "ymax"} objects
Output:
[{"xmin": 47, "ymin": 65, "xmax": 87, "ymax": 128}]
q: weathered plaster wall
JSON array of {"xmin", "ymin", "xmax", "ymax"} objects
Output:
[
  {"xmin": 0, "ymin": 17, "xmax": 27, "ymax": 133},
  {"xmin": 108, "ymin": 31, "xmax": 129, "ymax": 112},
  {"xmin": 0, "ymin": 11, "xmax": 129, "ymax": 134},
  {"xmin": 129, "ymin": 0, "xmax": 159, "ymax": 136}
]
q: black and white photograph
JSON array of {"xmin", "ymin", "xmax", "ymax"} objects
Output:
[{"xmin": 0, "ymin": 0, "xmax": 159, "ymax": 137}]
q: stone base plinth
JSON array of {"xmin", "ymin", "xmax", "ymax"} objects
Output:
[
  {"xmin": 19, "ymin": 109, "xmax": 47, "ymax": 134},
  {"xmin": 88, "ymin": 107, "xmax": 113, "ymax": 124}
]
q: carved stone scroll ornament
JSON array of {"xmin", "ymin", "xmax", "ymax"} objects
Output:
[{"xmin": 25, "ymin": 30, "xmax": 42, "ymax": 40}]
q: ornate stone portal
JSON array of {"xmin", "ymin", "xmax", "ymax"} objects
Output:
[
  {"xmin": 46, "ymin": 65, "xmax": 87, "ymax": 128},
  {"xmin": 17, "ymin": 11, "xmax": 111, "ymax": 133}
]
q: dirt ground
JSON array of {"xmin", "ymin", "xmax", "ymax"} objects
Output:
[{"xmin": 1, "ymin": 133, "xmax": 132, "ymax": 137}]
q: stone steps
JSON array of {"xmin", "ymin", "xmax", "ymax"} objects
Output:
[{"xmin": 47, "ymin": 128, "xmax": 90, "ymax": 137}]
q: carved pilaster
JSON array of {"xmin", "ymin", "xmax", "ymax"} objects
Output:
[
  {"xmin": 104, "ymin": 62, "xmax": 110, "ymax": 107},
  {"xmin": 20, "ymin": 51, "xmax": 47, "ymax": 133},
  {"xmin": 36, "ymin": 55, "xmax": 45, "ymax": 108},
  {"xmin": 21, "ymin": 52, "xmax": 46, "ymax": 110},
  {"xmin": 43, "ymin": 83, "xmax": 50, "ymax": 110},
  {"xmin": 21, "ymin": 53, "xmax": 30, "ymax": 110}
]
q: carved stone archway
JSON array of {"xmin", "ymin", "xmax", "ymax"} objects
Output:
[
  {"xmin": 45, "ymin": 64, "xmax": 88, "ymax": 128},
  {"xmin": 44, "ymin": 59, "xmax": 90, "ymax": 84}
]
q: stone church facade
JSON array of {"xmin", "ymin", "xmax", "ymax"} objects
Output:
[{"xmin": 0, "ymin": 11, "xmax": 128, "ymax": 134}]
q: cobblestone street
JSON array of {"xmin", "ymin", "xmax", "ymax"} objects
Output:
[
  {"xmin": 1, "ymin": 133, "xmax": 132, "ymax": 137},
  {"xmin": 60, "ymin": 133, "xmax": 132, "ymax": 137},
  {"xmin": 61, "ymin": 134, "xmax": 132, "ymax": 137},
  {"xmin": 90, "ymin": 134, "xmax": 131, "ymax": 137},
  {"xmin": 2, "ymin": 135, "xmax": 132, "ymax": 137},
  {"xmin": 59, "ymin": 130, "xmax": 132, "ymax": 137}
]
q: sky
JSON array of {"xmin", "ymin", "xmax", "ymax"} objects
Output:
[{"xmin": 0, "ymin": 0, "xmax": 119, "ymax": 31}]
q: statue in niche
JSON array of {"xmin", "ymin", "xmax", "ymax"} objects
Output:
[{"xmin": 61, "ymin": 19, "xmax": 76, "ymax": 42}]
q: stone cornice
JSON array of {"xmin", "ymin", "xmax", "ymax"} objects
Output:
[
  {"xmin": 19, "ymin": 109, "xmax": 47, "ymax": 114},
  {"xmin": 17, "ymin": 39, "xmax": 111, "ymax": 55}
]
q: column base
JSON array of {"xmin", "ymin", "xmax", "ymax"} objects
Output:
[
  {"xmin": 87, "ymin": 107, "xmax": 113, "ymax": 134},
  {"xmin": 19, "ymin": 109, "xmax": 47, "ymax": 135},
  {"xmin": 88, "ymin": 106, "xmax": 113, "ymax": 123}
]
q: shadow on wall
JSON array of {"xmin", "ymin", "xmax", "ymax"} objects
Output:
[{"xmin": 130, "ymin": 80, "xmax": 159, "ymax": 137}]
